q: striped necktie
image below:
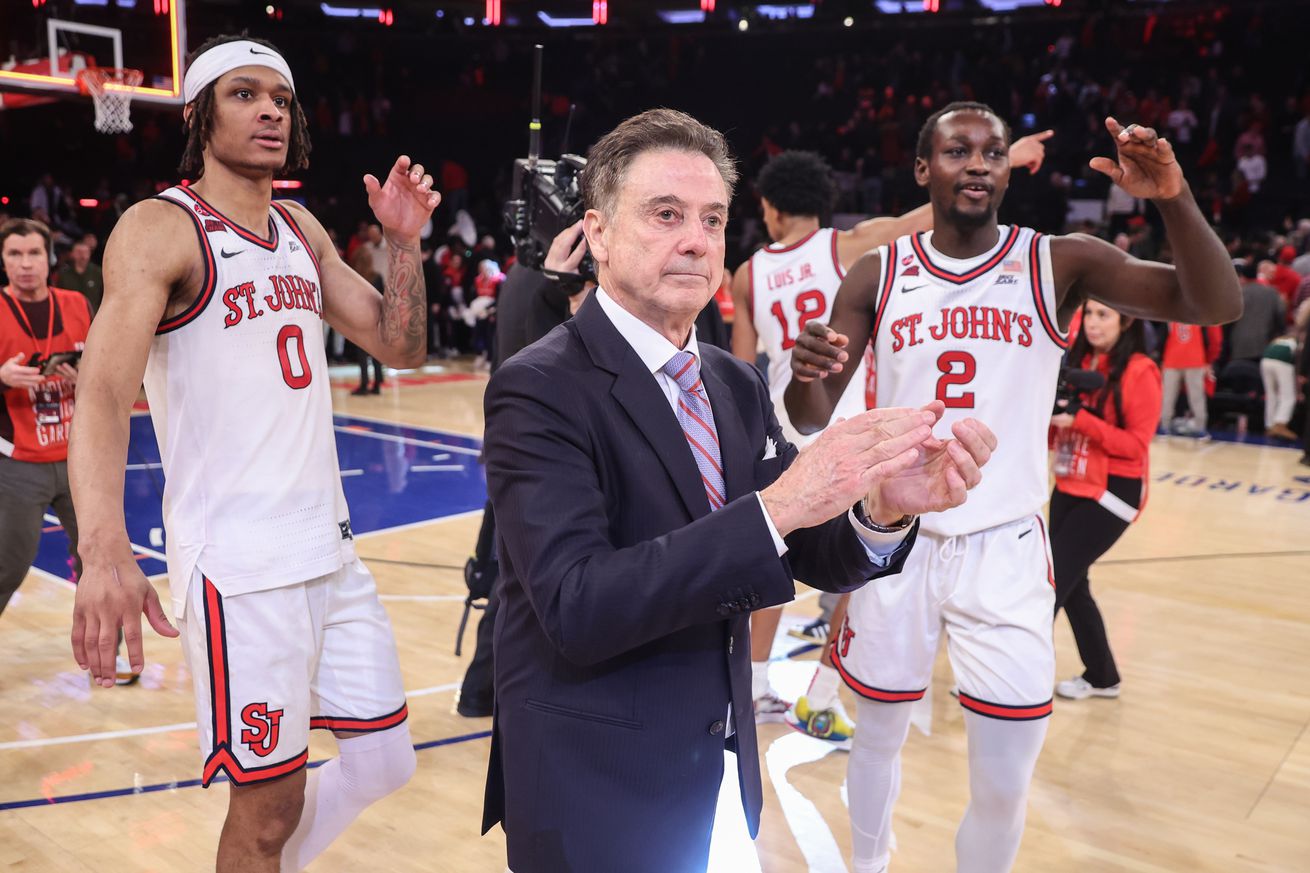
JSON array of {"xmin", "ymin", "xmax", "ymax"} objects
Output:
[{"xmin": 661, "ymin": 350, "xmax": 725, "ymax": 511}]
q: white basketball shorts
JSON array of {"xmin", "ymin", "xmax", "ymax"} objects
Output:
[
  {"xmin": 832, "ymin": 514, "xmax": 1056, "ymax": 720},
  {"xmin": 178, "ymin": 558, "xmax": 408, "ymax": 787}
]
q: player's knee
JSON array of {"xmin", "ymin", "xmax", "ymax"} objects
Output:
[
  {"xmin": 231, "ymin": 780, "xmax": 306, "ymax": 854},
  {"xmin": 851, "ymin": 701, "xmax": 912, "ymax": 759},
  {"xmin": 968, "ymin": 759, "xmax": 1029, "ymax": 814},
  {"xmin": 367, "ymin": 739, "xmax": 417, "ymax": 800},
  {"xmin": 341, "ymin": 723, "xmax": 416, "ymax": 804}
]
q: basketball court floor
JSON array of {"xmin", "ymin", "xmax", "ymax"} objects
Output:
[{"xmin": 1, "ymin": 367, "xmax": 1307, "ymax": 872}]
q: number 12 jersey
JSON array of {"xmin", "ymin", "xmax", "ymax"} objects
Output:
[{"xmin": 748, "ymin": 227, "xmax": 873, "ymax": 447}]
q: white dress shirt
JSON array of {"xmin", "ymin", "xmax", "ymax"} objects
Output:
[{"xmin": 594, "ymin": 289, "xmax": 909, "ymax": 561}]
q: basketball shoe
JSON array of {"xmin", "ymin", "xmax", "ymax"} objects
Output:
[
  {"xmin": 1056, "ymin": 676, "xmax": 1120, "ymax": 700},
  {"xmin": 785, "ymin": 696, "xmax": 855, "ymax": 750},
  {"xmin": 786, "ymin": 617, "xmax": 830, "ymax": 646},
  {"xmin": 115, "ymin": 655, "xmax": 141, "ymax": 687},
  {"xmin": 754, "ymin": 691, "xmax": 792, "ymax": 723}
]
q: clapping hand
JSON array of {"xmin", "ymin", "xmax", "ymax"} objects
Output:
[{"xmin": 867, "ymin": 405, "xmax": 998, "ymax": 519}]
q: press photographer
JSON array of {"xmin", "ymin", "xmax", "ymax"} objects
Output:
[
  {"xmin": 0, "ymin": 218, "xmax": 91, "ymax": 622},
  {"xmin": 1048, "ymin": 299, "xmax": 1163, "ymax": 702}
]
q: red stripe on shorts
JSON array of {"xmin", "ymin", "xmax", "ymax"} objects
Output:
[
  {"xmin": 310, "ymin": 702, "xmax": 410, "ymax": 733},
  {"xmin": 831, "ymin": 644, "xmax": 926, "ymax": 702},
  {"xmin": 958, "ymin": 692, "xmax": 1053, "ymax": 721}
]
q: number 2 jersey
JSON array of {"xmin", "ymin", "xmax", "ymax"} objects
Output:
[
  {"xmin": 145, "ymin": 185, "xmax": 355, "ymax": 616},
  {"xmin": 870, "ymin": 226, "xmax": 1066, "ymax": 537},
  {"xmin": 748, "ymin": 227, "xmax": 873, "ymax": 447}
]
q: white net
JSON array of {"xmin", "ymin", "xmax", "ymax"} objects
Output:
[{"xmin": 78, "ymin": 68, "xmax": 143, "ymax": 135}]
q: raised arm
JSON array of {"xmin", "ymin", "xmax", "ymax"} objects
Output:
[
  {"xmin": 69, "ymin": 200, "xmax": 192, "ymax": 686},
  {"xmin": 837, "ymin": 204, "xmax": 932, "ymax": 268},
  {"xmin": 729, "ymin": 261, "xmax": 758, "ymax": 364},
  {"xmin": 300, "ymin": 155, "xmax": 440, "ymax": 368},
  {"xmin": 1053, "ymin": 118, "xmax": 1242, "ymax": 327},
  {"xmin": 783, "ymin": 249, "xmax": 882, "ymax": 433}
]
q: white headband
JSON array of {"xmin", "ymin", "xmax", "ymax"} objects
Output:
[{"xmin": 183, "ymin": 40, "xmax": 296, "ymax": 105}]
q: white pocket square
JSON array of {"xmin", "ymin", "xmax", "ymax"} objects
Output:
[{"xmin": 761, "ymin": 436, "xmax": 779, "ymax": 460}]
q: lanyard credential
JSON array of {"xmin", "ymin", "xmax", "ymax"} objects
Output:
[{"xmin": 3, "ymin": 286, "xmax": 57, "ymax": 364}]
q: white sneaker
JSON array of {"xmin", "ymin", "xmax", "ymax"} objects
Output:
[
  {"xmin": 1055, "ymin": 676, "xmax": 1119, "ymax": 700},
  {"xmin": 753, "ymin": 690, "xmax": 792, "ymax": 723},
  {"xmin": 115, "ymin": 655, "xmax": 141, "ymax": 687}
]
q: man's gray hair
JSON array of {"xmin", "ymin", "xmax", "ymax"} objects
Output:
[{"xmin": 581, "ymin": 108, "xmax": 738, "ymax": 216}]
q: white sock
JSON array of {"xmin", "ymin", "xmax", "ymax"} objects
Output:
[
  {"xmin": 280, "ymin": 723, "xmax": 417, "ymax": 872},
  {"xmin": 848, "ymin": 698, "xmax": 913, "ymax": 873},
  {"xmin": 751, "ymin": 660, "xmax": 770, "ymax": 700},
  {"xmin": 806, "ymin": 662, "xmax": 841, "ymax": 710},
  {"xmin": 954, "ymin": 711, "xmax": 1048, "ymax": 873}
]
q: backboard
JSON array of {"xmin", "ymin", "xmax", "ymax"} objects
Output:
[{"xmin": 0, "ymin": 0, "xmax": 187, "ymax": 110}]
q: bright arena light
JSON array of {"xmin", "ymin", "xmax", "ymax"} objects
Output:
[
  {"xmin": 844, "ymin": 16, "xmax": 854, "ymax": 26},
  {"xmin": 737, "ymin": 18, "xmax": 749, "ymax": 31}
]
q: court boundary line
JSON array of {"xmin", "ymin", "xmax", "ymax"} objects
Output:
[
  {"xmin": 28, "ymin": 564, "xmax": 76, "ymax": 591},
  {"xmin": 353, "ymin": 507, "xmax": 485, "ymax": 540},
  {"xmin": 332, "ymin": 423, "xmax": 483, "ymax": 457},
  {"xmin": 1247, "ymin": 713, "xmax": 1310, "ymax": 820},
  {"xmin": 28, "ymin": 506, "xmax": 486, "ymax": 592},
  {"xmin": 0, "ymin": 728, "xmax": 491, "ymax": 812},
  {"xmin": 337, "ymin": 410, "xmax": 484, "ymax": 442},
  {"xmin": 0, "ymin": 682, "xmax": 461, "ymax": 752},
  {"xmin": 1100, "ymin": 549, "xmax": 1310, "ymax": 566}
]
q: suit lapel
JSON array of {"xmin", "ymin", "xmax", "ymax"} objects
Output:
[
  {"xmin": 699, "ymin": 357, "xmax": 752, "ymax": 503},
  {"xmin": 575, "ymin": 296, "xmax": 710, "ymax": 520}
]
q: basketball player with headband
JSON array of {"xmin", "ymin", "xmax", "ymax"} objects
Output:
[{"xmin": 68, "ymin": 35, "xmax": 437, "ymax": 871}]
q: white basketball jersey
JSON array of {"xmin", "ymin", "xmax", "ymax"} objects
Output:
[
  {"xmin": 871, "ymin": 226, "xmax": 1067, "ymax": 537},
  {"xmin": 146, "ymin": 186, "xmax": 354, "ymax": 616},
  {"xmin": 749, "ymin": 227, "xmax": 873, "ymax": 447}
]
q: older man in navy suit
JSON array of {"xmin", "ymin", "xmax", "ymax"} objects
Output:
[{"xmin": 481, "ymin": 108, "xmax": 998, "ymax": 873}]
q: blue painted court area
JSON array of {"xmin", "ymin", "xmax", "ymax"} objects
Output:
[{"xmin": 31, "ymin": 414, "xmax": 486, "ymax": 584}]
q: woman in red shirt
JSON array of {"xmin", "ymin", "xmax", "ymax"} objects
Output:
[{"xmin": 1048, "ymin": 300, "xmax": 1162, "ymax": 701}]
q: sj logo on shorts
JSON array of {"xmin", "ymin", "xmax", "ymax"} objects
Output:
[
  {"xmin": 838, "ymin": 616, "xmax": 856, "ymax": 658},
  {"xmin": 240, "ymin": 703, "xmax": 285, "ymax": 758}
]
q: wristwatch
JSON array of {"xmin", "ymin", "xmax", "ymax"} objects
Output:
[{"xmin": 856, "ymin": 499, "xmax": 916, "ymax": 533}]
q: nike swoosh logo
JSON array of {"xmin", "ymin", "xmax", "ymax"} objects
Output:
[
  {"xmin": 249, "ymin": 47, "xmax": 275, "ymax": 56},
  {"xmin": 1018, "ymin": 528, "xmax": 1033, "ymax": 539},
  {"xmin": 902, "ymin": 283, "xmax": 931, "ymax": 293},
  {"xmin": 220, "ymin": 249, "xmax": 244, "ymax": 259}
]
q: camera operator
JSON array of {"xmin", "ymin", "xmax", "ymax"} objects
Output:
[
  {"xmin": 456, "ymin": 220, "xmax": 594, "ymax": 717},
  {"xmin": 0, "ymin": 219, "xmax": 91, "ymax": 621},
  {"xmin": 1048, "ymin": 300, "xmax": 1162, "ymax": 702},
  {"xmin": 496, "ymin": 220, "xmax": 593, "ymax": 371}
]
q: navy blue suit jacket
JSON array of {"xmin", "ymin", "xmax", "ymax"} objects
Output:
[{"xmin": 481, "ymin": 293, "xmax": 917, "ymax": 873}]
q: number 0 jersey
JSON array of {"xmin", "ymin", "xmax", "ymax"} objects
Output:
[
  {"xmin": 748, "ymin": 227, "xmax": 873, "ymax": 447},
  {"xmin": 145, "ymin": 186, "xmax": 354, "ymax": 617},
  {"xmin": 870, "ymin": 226, "xmax": 1067, "ymax": 537}
]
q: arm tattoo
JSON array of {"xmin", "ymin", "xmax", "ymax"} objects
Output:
[{"xmin": 381, "ymin": 235, "xmax": 427, "ymax": 360}]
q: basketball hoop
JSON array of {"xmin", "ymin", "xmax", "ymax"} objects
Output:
[{"xmin": 77, "ymin": 67, "xmax": 143, "ymax": 134}]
